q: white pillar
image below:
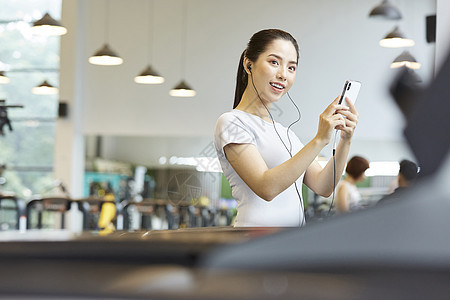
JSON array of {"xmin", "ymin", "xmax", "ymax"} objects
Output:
[{"xmin": 54, "ymin": 0, "xmax": 86, "ymax": 198}]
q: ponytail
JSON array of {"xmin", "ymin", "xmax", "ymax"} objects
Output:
[{"xmin": 233, "ymin": 50, "xmax": 247, "ymax": 109}]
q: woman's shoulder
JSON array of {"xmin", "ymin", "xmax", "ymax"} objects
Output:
[
  {"xmin": 216, "ymin": 110, "xmax": 248, "ymax": 126},
  {"xmin": 217, "ymin": 110, "xmax": 237, "ymax": 120},
  {"xmin": 216, "ymin": 109, "xmax": 270, "ymax": 136},
  {"xmin": 219, "ymin": 109, "xmax": 250, "ymax": 118},
  {"xmin": 215, "ymin": 110, "xmax": 241, "ymax": 134},
  {"xmin": 337, "ymin": 180, "xmax": 350, "ymax": 191}
]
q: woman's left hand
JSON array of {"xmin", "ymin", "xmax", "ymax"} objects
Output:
[{"xmin": 335, "ymin": 97, "xmax": 359, "ymax": 140}]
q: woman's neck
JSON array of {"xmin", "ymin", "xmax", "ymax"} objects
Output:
[
  {"xmin": 345, "ymin": 176, "xmax": 357, "ymax": 185},
  {"xmin": 236, "ymin": 89, "xmax": 271, "ymax": 122}
]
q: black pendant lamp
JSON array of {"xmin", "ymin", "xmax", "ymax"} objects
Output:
[
  {"xmin": 169, "ymin": 80, "xmax": 196, "ymax": 97},
  {"xmin": 369, "ymin": 0, "xmax": 402, "ymax": 20},
  {"xmin": 31, "ymin": 12, "xmax": 67, "ymax": 36},
  {"xmin": 135, "ymin": 65, "xmax": 165, "ymax": 84},
  {"xmin": 134, "ymin": 0, "xmax": 164, "ymax": 84},
  {"xmin": 379, "ymin": 26, "xmax": 414, "ymax": 48},
  {"xmin": 89, "ymin": 0, "xmax": 123, "ymax": 66},
  {"xmin": 391, "ymin": 51, "xmax": 421, "ymax": 69},
  {"xmin": 89, "ymin": 43, "xmax": 123, "ymax": 66},
  {"xmin": 32, "ymin": 80, "xmax": 59, "ymax": 95},
  {"xmin": 170, "ymin": 0, "xmax": 196, "ymax": 97}
]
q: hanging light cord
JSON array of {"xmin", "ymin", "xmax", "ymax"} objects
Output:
[
  {"xmin": 148, "ymin": 0, "xmax": 154, "ymax": 64},
  {"xmin": 181, "ymin": 0, "xmax": 188, "ymax": 78},
  {"xmin": 104, "ymin": 0, "xmax": 110, "ymax": 44}
]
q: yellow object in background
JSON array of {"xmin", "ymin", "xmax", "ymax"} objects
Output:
[
  {"xmin": 198, "ymin": 196, "xmax": 210, "ymax": 207},
  {"xmin": 98, "ymin": 193, "xmax": 116, "ymax": 236}
]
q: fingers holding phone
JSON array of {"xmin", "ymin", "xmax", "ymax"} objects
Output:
[
  {"xmin": 316, "ymin": 81, "xmax": 361, "ymax": 143},
  {"xmin": 338, "ymin": 97, "xmax": 358, "ymax": 120},
  {"xmin": 338, "ymin": 80, "xmax": 360, "ymax": 140}
]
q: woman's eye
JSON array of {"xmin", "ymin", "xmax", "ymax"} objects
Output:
[
  {"xmin": 289, "ymin": 66, "xmax": 296, "ymax": 71},
  {"xmin": 270, "ymin": 60, "xmax": 279, "ymax": 65}
]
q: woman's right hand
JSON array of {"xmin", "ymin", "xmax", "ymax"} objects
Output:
[{"xmin": 314, "ymin": 95, "xmax": 349, "ymax": 145}]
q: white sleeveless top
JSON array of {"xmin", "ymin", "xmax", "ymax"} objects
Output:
[{"xmin": 338, "ymin": 180, "xmax": 362, "ymax": 211}]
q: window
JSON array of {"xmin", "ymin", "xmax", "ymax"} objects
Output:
[{"xmin": 0, "ymin": 0, "xmax": 62, "ymax": 199}]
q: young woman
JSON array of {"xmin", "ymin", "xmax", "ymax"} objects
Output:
[
  {"xmin": 335, "ymin": 156, "xmax": 370, "ymax": 213},
  {"xmin": 214, "ymin": 29, "xmax": 359, "ymax": 227}
]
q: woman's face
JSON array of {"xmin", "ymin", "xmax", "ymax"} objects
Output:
[{"xmin": 248, "ymin": 39, "xmax": 298, "ymax": 104}]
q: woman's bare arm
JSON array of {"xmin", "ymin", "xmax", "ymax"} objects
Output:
[{"xmin": 224, "ymin": 96, "xmax": 352, "ymax": 201}]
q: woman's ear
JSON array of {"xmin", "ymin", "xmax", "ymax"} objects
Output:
[{"xmin": 243, "ymin": 57, "xmax": 252, "ymax": 75}]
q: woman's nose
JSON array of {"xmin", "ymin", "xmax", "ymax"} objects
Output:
[{"xmin": 277, "ymin": 67, "xmax": 287, "ymax": 80}]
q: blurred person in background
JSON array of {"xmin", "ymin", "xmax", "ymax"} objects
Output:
[
  {"xmin": 396, "ymin": 159, "xmax": 419, "ymax": 191},
  {"xmin": 378, "ymin": 159, "xmax": 419, "ymax": 205},
  {"xmin": 335, "ymin": 156, "xmax": 369, "ymax": 214}
]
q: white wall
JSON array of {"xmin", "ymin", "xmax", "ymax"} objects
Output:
[
  {"xmin": 99, "ymin": 135, "xmax": 212, "ymax": 165},
  {"xmin": 59, "ymin": 0, "xmax": 437, "ymax": 180}
]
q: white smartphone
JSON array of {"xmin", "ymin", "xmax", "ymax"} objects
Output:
[{"xmin": 339, "ymin": 80, "xmax": 361, "ymax": 105}]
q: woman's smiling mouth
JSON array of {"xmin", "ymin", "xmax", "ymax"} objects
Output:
[{"xmin": 270, "ymin": 82, "xmax": 285, "ymax": 92}]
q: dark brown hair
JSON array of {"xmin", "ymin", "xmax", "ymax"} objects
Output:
[
  {"xmin": 233, "ymin": 29, "xmax": 300, "ymax": 109},
  {"xmin": 346, "ymin": 156, "xmax": 370, "ymax": 179}
]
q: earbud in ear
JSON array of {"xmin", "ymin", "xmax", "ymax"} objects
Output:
[{"xmin": 247, "ymin": 64, "xmax": 252, "ymax": 72}]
